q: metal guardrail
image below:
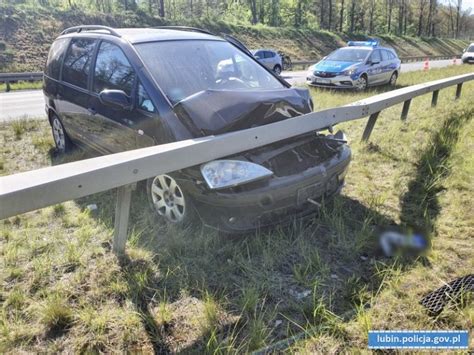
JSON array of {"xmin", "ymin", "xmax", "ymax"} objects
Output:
[
  {"xmin": 0, "ymin": 72, "xmax": 43, "ymax": 91},
  {"xmin": 0, "ymin": 55, "xmax": 462, "ymax": 90},
  {"xmin": 0, "ymin": 72, "xmax": 472, "ymax": 255}
]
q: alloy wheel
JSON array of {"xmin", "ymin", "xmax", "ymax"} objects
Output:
[
  {"xmin": 52, "ymin": 117, "xmax": 66, "ymax": 151},
  {"xmin": 355, "ymin": 76, "xmax": 367, "ymax": 91},
  {"xmin": 150, "ymin": 175, "xmax": 186, "ymax": 223}
]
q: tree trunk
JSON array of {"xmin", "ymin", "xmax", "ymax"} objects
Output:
[
  {"xmin": 369, "ymin": 0, "xmax": 375, "ymax": 34},
  {"xmin": 249, "ymin": 0, "xmax": 258, "ymax": 24},
  {"xmin": 320, "ymin": 0, "xmax": 325, "ymax": 29},
  {"xmin": 328, "ymin": 0, "xmax": 333, "ymax": 31},
  {"xmin": 339, "ymin": 0, "xmax": 344, "ymax": 32},
  {"xmin": 398, "ymin": 0, "xmax": 404, "ymax": 35},
  {"xmin": 387, "ymin": 0, "xmax": 393, "ymax": 32},
  {"xmin": 417, "ymin": 0, "xmax": 426, "ymax": 36},
  {"xmin": 455, "ymin": 0, "xmax": 461, "ymax": 38},
  {"xmin": 350, "ymin": 0, "xmax": 355, "ymax": 33},
  {"xmin": 159, "ymin": 0, "xmax": 165, "ymax": 17}
]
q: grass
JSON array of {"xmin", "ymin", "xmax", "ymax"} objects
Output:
[
  {"xmin": 0, "ymin": 65, "xmax": 473, "ymax": 352},
  {"xmin": 0, "ymin": 81, "xmax": 42, "ymax": 92}
]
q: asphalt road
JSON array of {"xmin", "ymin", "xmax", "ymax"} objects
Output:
[
  {"xmin": 0, "ymin": 89, "xmax": 45, "ymax": 122},
  {"xmin": 0, "ymin": 59, "xmax": 463, "ymax": 122}
]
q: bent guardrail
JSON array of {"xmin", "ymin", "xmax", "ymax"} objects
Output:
[{"xmin": 0, "ymin": 72, "xmax": 472, "ymax": 255}]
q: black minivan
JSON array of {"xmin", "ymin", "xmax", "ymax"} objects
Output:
[{"xmin": 43, "ymin": 25, "xmax": 351, "ymax": 233}]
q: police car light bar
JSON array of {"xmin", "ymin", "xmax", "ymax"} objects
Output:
[{"xmin": 347, "ymin": 39, "xmax": 379, "ymax": 47}]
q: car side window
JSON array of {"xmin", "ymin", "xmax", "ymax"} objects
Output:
[
  {"xmin": 370, "ymin": 50, "xmax": 382, "ymax": 63},
  {"xmin": 388, "ymin": 51, "xmax": 396, "ymax": 59},
  {"xmin": 255, "ymin": 51, "xmax": 263, "ymax": 58},
  {"xmin": 381, "ymin": 50, "xmax": 389, "ymax": 61},
  {"xmin": 264, "ymin": 51, "xmax": 274, "ymax": 58},
  {"xmin": 45, "ymin": 38, "xmax": 70, "ymax": 80},
  {"xmin": 136, "ymin": 82, "xmax": 156, "ymax": 113},
  {"xmin": 93, "ymin": 41, "xmax": 135, "ymax": 96},
  {"xmin": 62, "ymin": 38, "xmax": 97, "ymax": 89}
]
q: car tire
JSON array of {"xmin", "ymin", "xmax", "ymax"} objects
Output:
[
  {"xmin": 355, "ymin": 75, "xmax": 368, "ymax": 91},
  {"xmin": 389, "ymin": 72, "xmax": 398, "ymax": 87},
  {"xmin": 146, "ymin": 174, "xmax": 199, "ymax": 228},
  {"xmin": 273, "ymin": 65, "xmax": 282, "ymax": 75},
  {"xmin": 51, "ymin": 115, "xmax": 73, "ymax": 153}
]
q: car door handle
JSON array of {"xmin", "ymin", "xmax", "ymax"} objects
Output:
[{"xmin": 87, "ymin": 107, "xmax": 97, "ymax": 115}]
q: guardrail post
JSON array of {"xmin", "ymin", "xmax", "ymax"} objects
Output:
[
  {"xmin": 112, "ymin": 184, "xmax": 135, "ymax": 256},
  {"xmin": 361, "ymin": 112, "xmax": 380, "ymax": 142},
  {"xmin": 431, "ymin": 90, "xmax": 439, "ymax": 107},
  {"xmin": 401, "ymin": 99, "xmax": 412, "ymax": 120},
  {"xmin": 455, "ymin": 83, "xmax": 462, "ymax": 100},
  {"xmin": 5, "ymin": 80, "xmax": 10, "ymax": 92}
]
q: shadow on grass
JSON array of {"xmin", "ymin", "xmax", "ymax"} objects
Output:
[
  {"xmin": 69, "ymin": 182, "xmax": 421, "ymax": 352},
  {"xmin": 399, "ymin": 108, "xmax": 472, "ymax": 237}
]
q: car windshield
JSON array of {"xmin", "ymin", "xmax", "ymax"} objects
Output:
[
  {"xmin": 135, "ymin": 40, "xmax": 284, "ymax": 104},
  {"xmin": 468, "ymin": 45, "xmax": 474, "ymax": 52},
  {"xmin": 326, "ymin": 48, "xmax": 371, "ymax": 62}
]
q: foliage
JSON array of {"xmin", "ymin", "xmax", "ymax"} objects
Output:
[{"xmin": 3, "ymin": 0, "xmax": 474, "ymax": 39}]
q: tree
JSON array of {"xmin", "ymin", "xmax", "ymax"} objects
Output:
[
  {"xmin": 455, "ymin": 0, "xmax": 462, "ymax": 38},
  {"xmin": 339, "ymin": 0, "xmax": 345, "ymax": 32}
]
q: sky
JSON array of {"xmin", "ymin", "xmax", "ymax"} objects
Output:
[{"xmin": 463, "ymin": 0, "xmax": 474, "ymax": 11}]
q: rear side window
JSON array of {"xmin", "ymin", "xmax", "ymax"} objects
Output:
[
  {"xmin": 93, "ymin": 42, "xmax": 135, "ymax": 95},
  {"xmin": 62, "ymin": 38, "xmax": 97, "ymax": 89},
  {"xmin": 370, "ymin": 50, "xmax": 382, "ymax": 63},
  {"xmin": 264, "ymin": 51, "xmax": 275, "ymax": 58},
  {"xmin": 45, "ymin": 38, "xmax": 69, "ymax": 80}
]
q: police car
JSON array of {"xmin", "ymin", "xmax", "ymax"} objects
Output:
[{"xmin": 306, "ymin": 40, "xmax": 401, "ymax": 90}]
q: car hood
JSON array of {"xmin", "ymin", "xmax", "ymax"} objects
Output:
[
  {"xmin": 314, "ymin": 60, "xmax": 359, "ymax": 73},
  {"xmin": 173, "ymin": 88, "xmax": 312, "ymax": 136}
]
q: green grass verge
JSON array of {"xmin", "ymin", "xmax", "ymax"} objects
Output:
[
  {"xmin": 0, "ymin": 65, "xmax": 473, "ymax": 352},
  {"xmin": 0, "ymin": 81, "xmax": 42, "ymax": 92}
]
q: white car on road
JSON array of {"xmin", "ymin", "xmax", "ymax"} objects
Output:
[{"xmin": 462, "ymin": 43, "xmax": 474, "ymax": 64}]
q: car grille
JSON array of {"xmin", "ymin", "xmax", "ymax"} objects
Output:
[
  {"xmin": 314, "ymin": 71, "xmax": 338, "ymax": 78},
  {"xmin": 262, "ymin": 138, "xmax": 341, "ymax": 177}
]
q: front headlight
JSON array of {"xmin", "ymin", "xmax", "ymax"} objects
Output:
[
  {"xmin": 342, "ymin": 68, "xmax": 356, "ymax": 76},
  {"xmin": 200, "ymin": 160, "xmax": 273, "ymax": 190}
]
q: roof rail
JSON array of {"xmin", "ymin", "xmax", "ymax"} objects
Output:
[
  {"xmin": 153, "ymin": 26, "xmax": 215, "ymax": 36},
  {"xmin": 61, "ymin": 25, "xmax": 121, "ymax": 37}
]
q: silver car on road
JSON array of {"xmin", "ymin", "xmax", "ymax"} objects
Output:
[{"xmin": 252, "ymin": 49, "xmax": 283, "ymax": 75}]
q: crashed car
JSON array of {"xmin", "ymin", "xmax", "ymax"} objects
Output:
[{"xmin": 43, "ymin": 25, "xmax": 351, "ymax": 233}]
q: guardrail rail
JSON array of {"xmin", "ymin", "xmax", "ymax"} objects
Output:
[
  {"xmin": 0, "ymin": 55, "xmax": 463, "ymax": 91},
  {"xmin": 0, "ymin": 72, "xmax": 472, "ymax": 255}
]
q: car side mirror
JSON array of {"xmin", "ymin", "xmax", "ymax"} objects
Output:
[{"xmin": 99, "ymin": 89, "xmax": 131, "ymax": 110}]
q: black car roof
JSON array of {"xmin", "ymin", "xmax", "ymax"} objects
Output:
[{"xmin": 59, "ymin": 27, "xmax": 224, "ymax": 44}]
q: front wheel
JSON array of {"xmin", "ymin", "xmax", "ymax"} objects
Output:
[
  {"xmin": 355, "ymin": 75, "xmax": 368, "ymax": 91},
  {"xmin": 273, "ymin": 65, "xmax": 282, "ymax": 75},
  {"xmin": 147, "ymin": 174, "xmax": 198, "ymax": 227}
]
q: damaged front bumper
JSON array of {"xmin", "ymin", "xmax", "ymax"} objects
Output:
[{"xmin": 181, "ymin": 142, "xmax": 351, "ymax": 233}]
